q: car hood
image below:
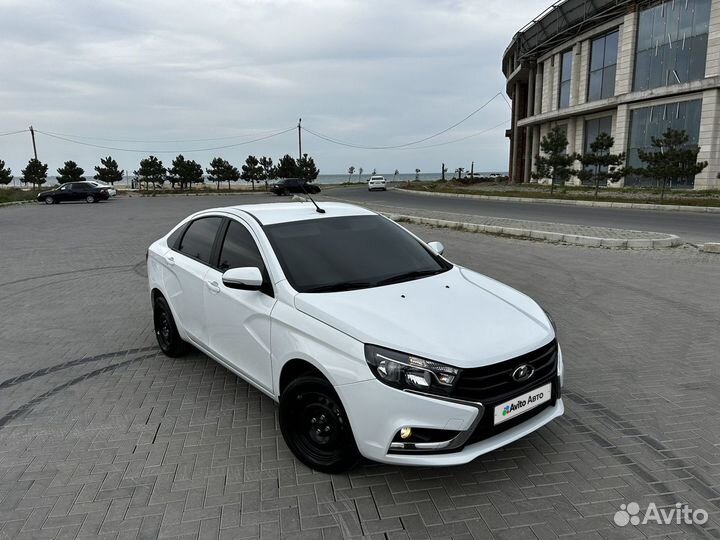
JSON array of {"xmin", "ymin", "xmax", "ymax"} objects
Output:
[{"xmin": 294, "ymin": 267, "xmax": 554, "ymax": 368}]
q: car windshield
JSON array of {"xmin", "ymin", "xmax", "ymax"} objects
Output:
[{"xmin": 264, "ymin": 215, "xmax": 452, "ymax": 293}]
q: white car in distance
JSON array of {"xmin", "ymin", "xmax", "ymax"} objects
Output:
[
  {"xmin": 147, "ymin": 201, "xmax": 564, "ymax": 472},
  {"xmin": 86, "ymin": 180, "xmax": 117, "ymax": 196},
  {"xmin": 367, "ymin": 175, "xmax": 387, "ymax": 191}
]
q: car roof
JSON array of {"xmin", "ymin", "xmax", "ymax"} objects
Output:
[{"xmin": 210, "ymin": 202, "xmax": 377, "ymax": 226}]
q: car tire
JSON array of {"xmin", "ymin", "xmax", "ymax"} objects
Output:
[
  {"xmin": 280, "ymin": 375, "xmax": 360, "ymax": 473},
  {"xmin": 85, "ymin": 195, "xmax": 96, "ymax": 203},
  {"xmin": 44, "ymin": 196, "xmax": 54, "ymax": 205},
  {"xmin": 153, "ymin": 296, "xmax": 187, "ymax": 357}
]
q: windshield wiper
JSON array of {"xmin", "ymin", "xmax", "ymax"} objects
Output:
[
  {"xmin": 304, "ymin": 280, "xmax": 376, "ymax": 293},
  {"xmin": 375, "ymin": 269, "xmax": 444, "ymax": 287}
]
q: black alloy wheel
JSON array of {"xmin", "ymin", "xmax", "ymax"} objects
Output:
[
  {"xmin": 279, "ymin": 376, "xmax": 360, "ymax": 473},
  {"xmin": 153, "ymin": 296, "xmax": 187, "ymax": 357}
]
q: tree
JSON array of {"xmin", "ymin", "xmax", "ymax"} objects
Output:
[
  {"xmin": 94, "ymin": 156, "xmax": 124, "ymax": 185},
  {"xmin": 56, "ymin": 160, "xmax": 85, "ymax": 184},
  {"xmin": 347, "ymin": 166, "xmax": 355, "ymax": 182},
  {"xmin": 21, "ymin": 158, "xmax": 48, "ymax": 188},
  {"xmin": 275, "ymin": 154, "xmax": 298, "ymax": 178},
  {"xmin": 532, "ymin": 127, "xmax": 577, "ymax": 194},
  {"xmin": 297, "ymin": 153, "xmax": 319, "ymax": 181},
  {"xmin": 372, "ymin": 168, "xmax": 377, "ymax": 176},
  {"xmin": 206, "ymin": 157, "xmax": 239, "ymax": 190},
  {"xmin": 241, "ymin": 155, "xmax": 263, "ymax": 191},
  {"xmin": 358, "ymin": 167, "xmax": 363, "ymax": 182},
  {"xmin": 633, "ymin": 128, "xmax": 708, "ymax": 200},
  {"xmin": 259, "ymin": 156, "xmax": 275, "ymax": 190},
  {"xmin": 134, "ymin": 155, "xmax": 166, "ymax": 190},
  {"xmin": 415, "ymin": 168, "xmax": 421, "ymax": 181},
  {"xmin": 168, "ymin": 155, "xmax": 203, "ymax": 190},
  {"xmin": 0, "ymin": 160, "xmax": 13, "ymax": 186},
  {"xmin": 577, "ymin": 133, "xmax": 626, "ymax": 199},
  {"xmin": 393, "ymin": 169, "xmax": 399, "ymax": 182}
]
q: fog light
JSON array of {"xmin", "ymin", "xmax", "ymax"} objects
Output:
[{"xmin": 400, "ymin": 427, "xmax": 412, "ymax": 439}]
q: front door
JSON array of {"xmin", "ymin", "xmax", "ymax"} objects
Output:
[{"xmin": 204, "ymin": 218, "xmax": 275, "ymax": 392}]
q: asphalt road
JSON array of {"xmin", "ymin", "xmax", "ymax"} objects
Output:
[
  {"xmin": 326, "ymin": 186, "xmax": 720, "ymax": 245},
  {"xmin": 1, "ymin": 196, "xmax": 719, "ymax": 539}
]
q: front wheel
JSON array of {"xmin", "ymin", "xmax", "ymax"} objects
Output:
[
  {"xmin": 85, "ymin": 195, "xmax": 96, "ymax": 203},
  {"xmin": 153, "ymin": 296, "xmax": 187, "ymax": 357},
  {"xmin": 44, "ymin": 196, "xmax": 54, "ymax": 205},
  {"xmin": 280, "ymin": 376, "xmax": 360, "ymax": 473}
]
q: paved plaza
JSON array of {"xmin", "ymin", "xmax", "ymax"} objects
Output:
[{"xmin": 0, "ymin": 195, "xmax": 719, "ymax": 539}]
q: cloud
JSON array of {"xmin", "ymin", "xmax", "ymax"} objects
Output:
[{"xmin": 0, "ymin": 0, "xmax": 549, "ymax": 174}]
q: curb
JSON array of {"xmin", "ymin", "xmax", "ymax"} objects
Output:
[
  {"xmin": 0, "ymin": 200, "xmax": 34, "ymax": 208},
  {"xmin": 701, "ymin": 243, "xmax": 720, "ymax": 254},
  {"xmin": 384, "ymin": 213, "xmax": 682, "ymax": 249},
  {"xmin": 393, "ymin": 188, "xmax": 720, "ymax": 213},
  {"xmin": 134, "ymin": 191, "xmax": 270, "ymax": 198}
]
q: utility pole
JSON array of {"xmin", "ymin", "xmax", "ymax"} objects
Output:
[
  {"xmin": 470, "ymin": 161, "xmax": 474, "ymax": 178},
  {"xmin": 297, "ymin": 118, "xmax": 302, "ymax": 160},
  {"xmin": 29, "ymin": 126, "xmax": 38, "ymax": 160}
]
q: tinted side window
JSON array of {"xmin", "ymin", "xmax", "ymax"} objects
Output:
[
  {"xmin": 178, "ymin": 217, "xmax": 223, "ymax": 264},
  {"xmin": 218, "ymin": 221, "xmax": 265, "ymax": 272}
]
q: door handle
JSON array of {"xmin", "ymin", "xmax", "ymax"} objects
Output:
[
  {"xmin": 165, "ymin": 255, "xmax": 175, "ymax": 266},
  {"xmin": 206, "ymin": 280, "xmax": 221, "ymax": 293}
]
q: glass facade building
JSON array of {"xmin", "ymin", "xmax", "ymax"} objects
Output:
[{"xmin": 503, "ymin": 0, "xmax": 719, "ymax": 190}]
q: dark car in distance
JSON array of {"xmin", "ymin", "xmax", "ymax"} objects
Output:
[
  {"xmin": 270, "ymin": 178, "xmax": 321, "ymax": 196},
  {"xmin": 37, "ymin": 182, "xmax": 111, "ymax": 204}
]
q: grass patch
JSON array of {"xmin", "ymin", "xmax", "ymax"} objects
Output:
[
  {"xmin": 0, "ymin": 188, "xmax": 43, "ymax": 204},
  {"xmin": 400, "ymin": 181, "xmax": 720, "ymax": 207}
]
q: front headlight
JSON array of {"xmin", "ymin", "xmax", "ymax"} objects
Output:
[{"xmin": 364, "ymin": 345, "xmax": 461, "ymax": 395}]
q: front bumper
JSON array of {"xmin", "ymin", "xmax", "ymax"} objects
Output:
[{"xmin": 336, "ymin": 347, "xmax": 564, "ymax": 466}]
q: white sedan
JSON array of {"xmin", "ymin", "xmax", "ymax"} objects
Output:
[
  {"xmin": 367, "ymin": 175, "xmax": 387, "ymax": 191},
  {"xmin": 147, "ymin": 201, "xmax": 563, "ymax": 472},
  {"xmin": 86, "ymin": 180, "xmax": 117, "ymax": 196}
]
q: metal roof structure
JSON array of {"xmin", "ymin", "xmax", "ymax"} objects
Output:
[{"xmin": 503, "ymin": 0, "xmax": 638, "ymax": 75}]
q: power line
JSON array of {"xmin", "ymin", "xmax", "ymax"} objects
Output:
[
  {"xmin": 396, "ymin": 120, "xmax": 510, "ymax": 150},
  {"xmin": 301, "ymin": 93, "xmax": 505, "ymax": 150},
  {"xmin": 33, "ymin": 127, "xmax": 296, "ymax": 154},
  {"xmin": 0, "ymin": 129, "xmax": 28, "ymax": 137},
  {"xmin": 35, "ymin": 127, "xmax": 294, "ymax": 144}
]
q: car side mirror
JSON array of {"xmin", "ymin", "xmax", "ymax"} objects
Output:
[
  {"xmin": 222, "ymin": 267, "xmax": 263, "ymax": 291},
  {"xmin": 427, "ymin": 241, "xmax": 444, "ymax": 255}
]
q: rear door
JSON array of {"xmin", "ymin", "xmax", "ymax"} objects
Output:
[
  {"xmin": 166, "ymin": 216, "xmax": 224, "ymax": 346},
  {"xmin": 204, "ymin": 218, "xmax": 276, "ymax": 392},
  {"xmin": 69, "ymin": 183, "xmax": 87, "ymax": 201}
]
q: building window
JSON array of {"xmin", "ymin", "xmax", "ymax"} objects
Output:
[
  {"xmin": 633, "ymin": 0, "xmax": 711, "ymax": 92},
  {"xmin": 558, "ymin": 50, "xmax": 573, "ymax": 108},
  {"xmin": 583, "ymin": 116, "xmax": 613, "ymax": 178},
  {"xmin": 588, "ymin": 31, "xmax": 618, "ymax": 101},
  {"xmin": 626, "ymin": 99, "xmax": 702, "ymax": 187}
]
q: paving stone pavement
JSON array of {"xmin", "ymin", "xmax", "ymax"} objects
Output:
[{"xmin": 1, "ymin": 195, "xmax": 719, "ymax": 539}]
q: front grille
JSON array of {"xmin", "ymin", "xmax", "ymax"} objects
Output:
[
  {"xmin": 464, "ymin": 376, "xmax": 559, "ymax": 446},
  {"xmin": 451, "ymin": 339, "xmax": 558, "ymax": 403}
]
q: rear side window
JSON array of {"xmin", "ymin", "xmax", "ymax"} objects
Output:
[
  {"xmin": 218, "ymin": 221, "xmax": 265, "ymax": 272},
  {"xmin": 178, "ymin": 217, "xmax": 223, "ymax": 264}
]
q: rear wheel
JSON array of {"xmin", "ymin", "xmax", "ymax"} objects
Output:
[
  {"xmin": 153, "ymin": 296, "xmax": 187, "ymax": 357},
  {"xmin": 85, "ymin": 195, "xmax": 96, "ymax": 203},
  {"xmin": 280, "ymin": 376, "xmax": 360, "ymax": 473},
  {"xmin": 44, "ymin": 196, "xmax": 54, "ymax": 205}
]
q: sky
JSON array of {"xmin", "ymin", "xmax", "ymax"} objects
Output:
[{"xmin": 0, "ymin": 0, "xmax": 551, "ymax": 176}]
